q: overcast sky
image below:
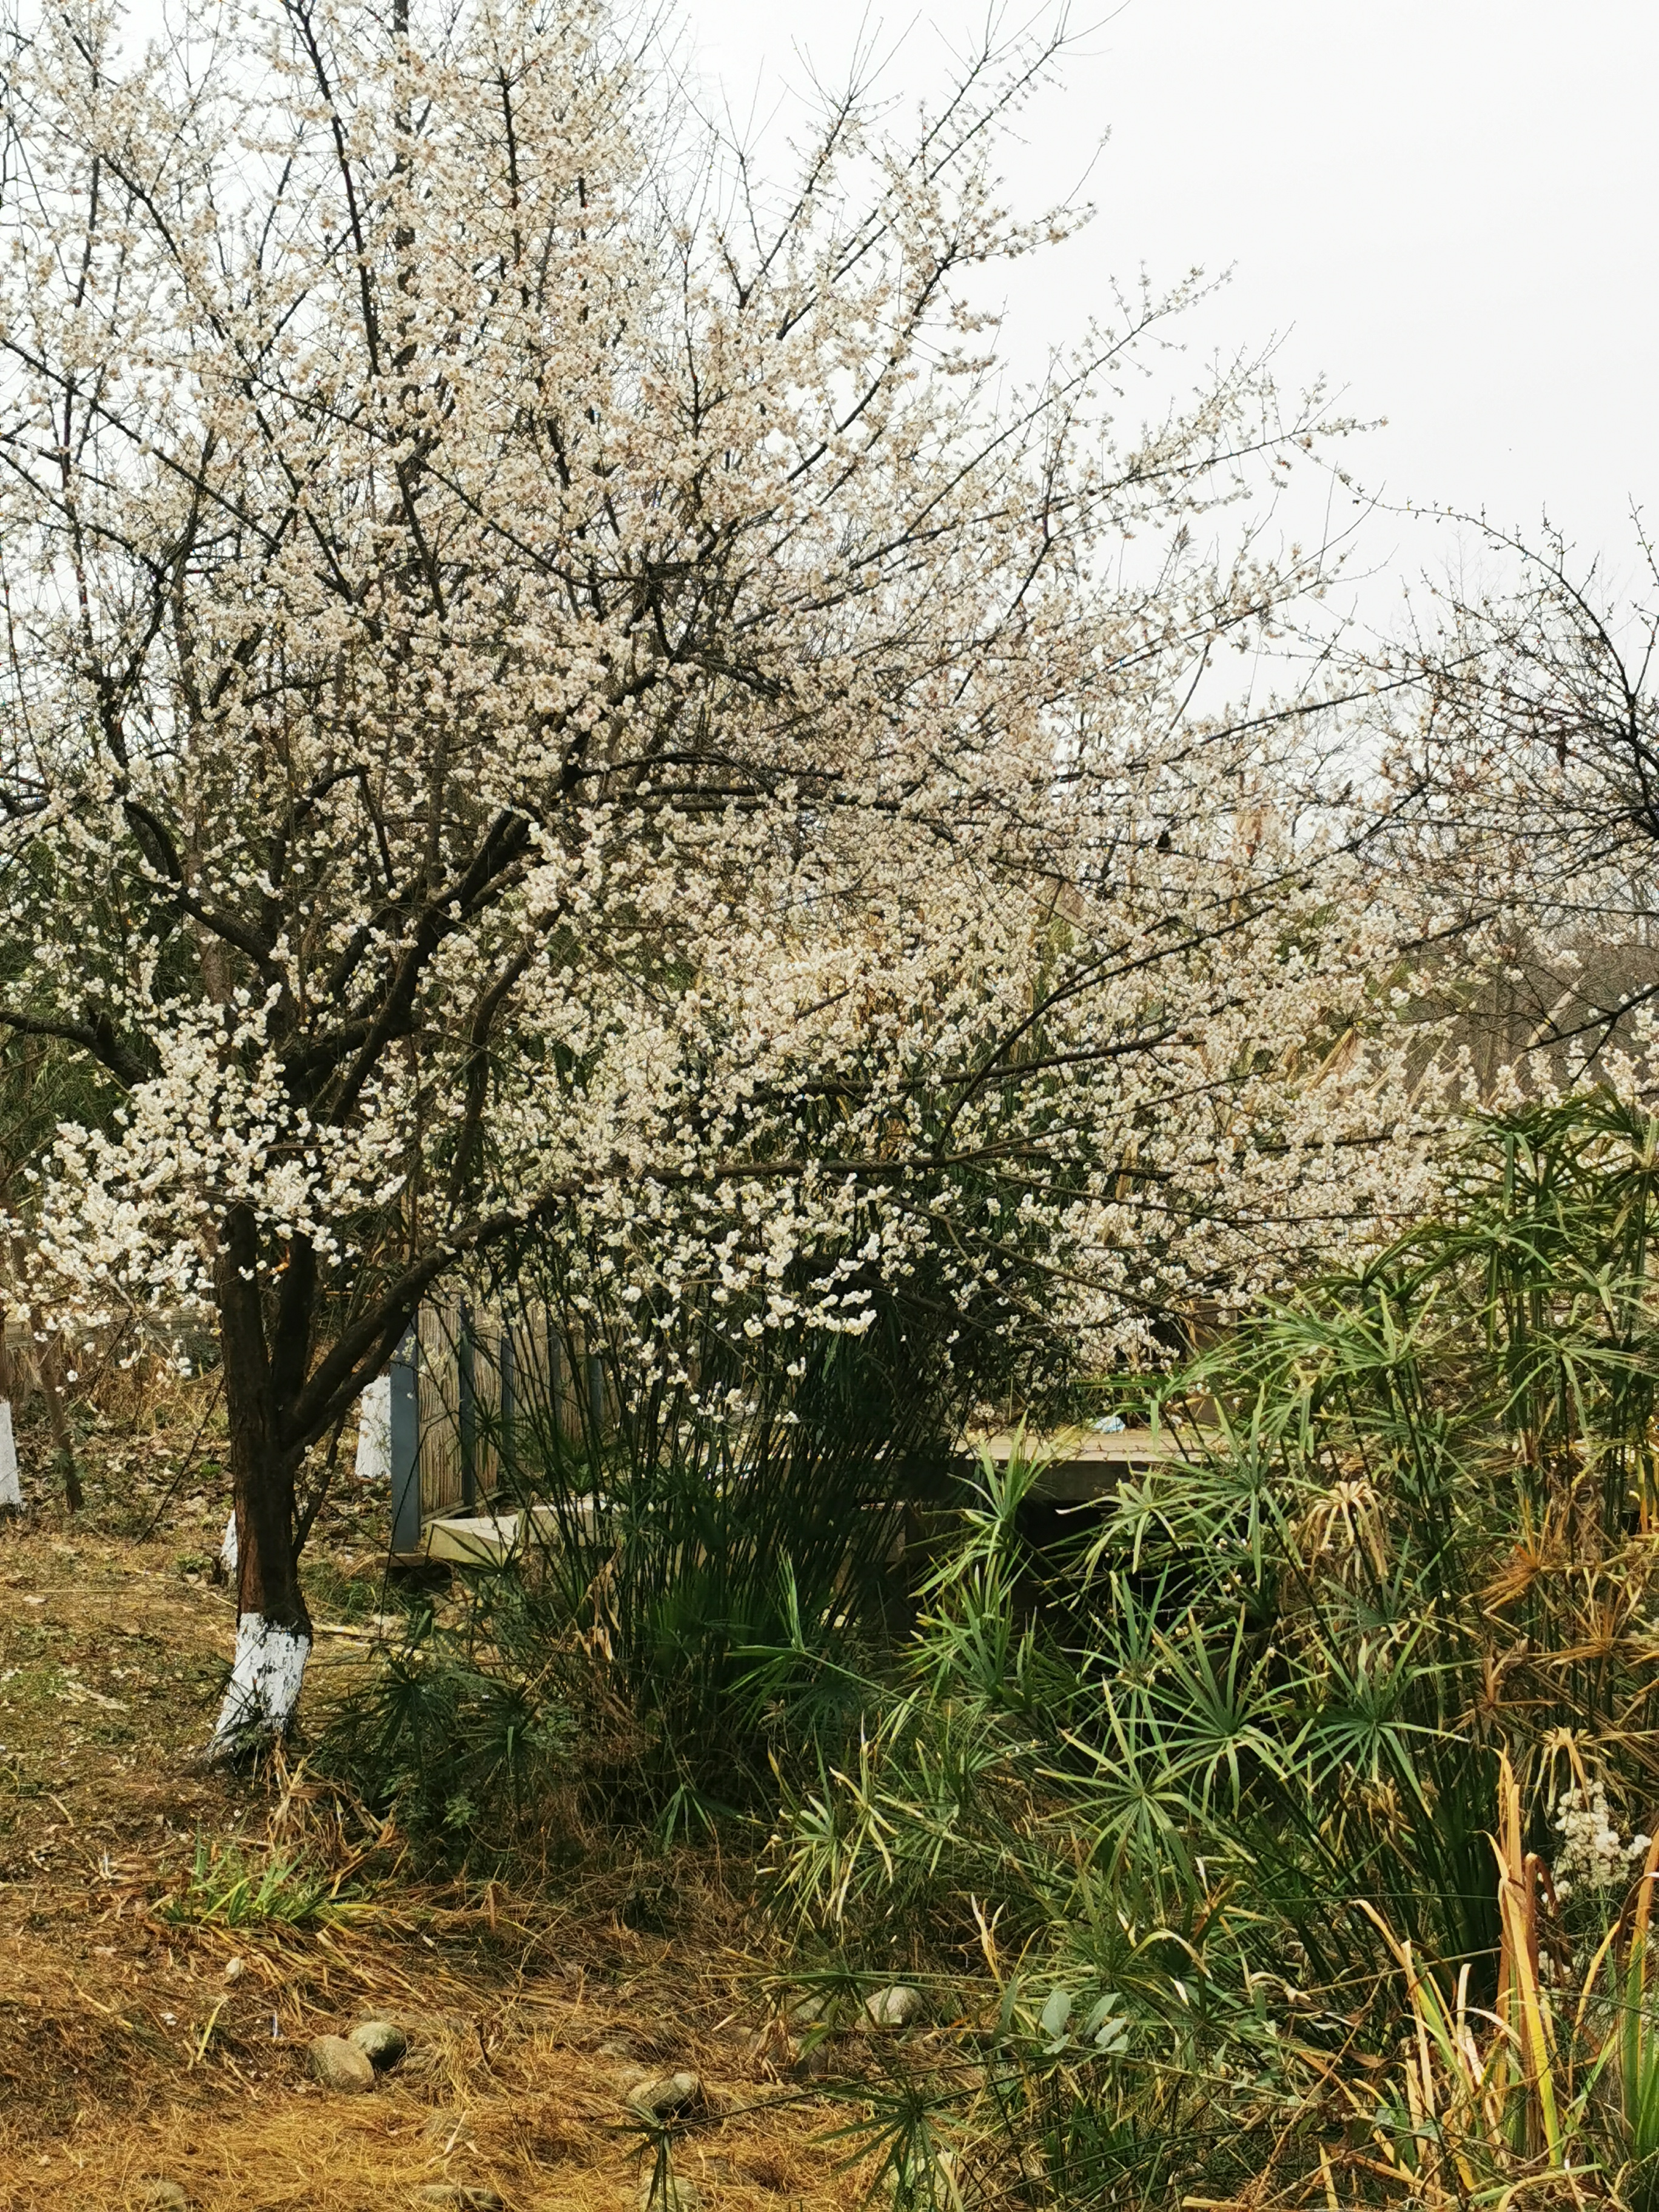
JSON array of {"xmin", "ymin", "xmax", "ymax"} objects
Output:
[{"xmin": 679, "ymin": 0, "xmax": 1659, "ymax": 616}]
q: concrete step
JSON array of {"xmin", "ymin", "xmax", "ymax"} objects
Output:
[
  {"xmin": 968, "ymin": 1424, "xmax": 1190, "ymax": 1503},
  {"xmin": 407, "ymin": 1497, "xmax": 597, "ymax": 1567}
]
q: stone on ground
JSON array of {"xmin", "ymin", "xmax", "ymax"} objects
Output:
[
  {"xmin": 349, "ymin": 2016, "xmax": 409, "ymax": 2070},
  {"xmin": 865, "ymin": 1984, "xmax": 926, "ymax": 2028},
  {"xmin": 637, "ymin": 2177, "xmax": 705, "ymax": 2212},
  {"xmin": 629, "ymin": 2070, "xmax": 703, "ymax": 2120},
  {"xmin": 413, "ymin": 2188, "xmax": 505, "ymax": 2210},
  {"xmin": 308, "ymin": 2032, "xmax": 376, "ymax": 2091},
  {"xmin": 133, "ymin": 2185, "xmax": 189, "ymax": 2211}
]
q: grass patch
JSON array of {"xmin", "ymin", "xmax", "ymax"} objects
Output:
[{"xmin": 159, "ymin": 1835, "xmax": 370, "ymax": 1929}]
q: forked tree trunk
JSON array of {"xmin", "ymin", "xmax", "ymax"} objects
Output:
[
  {"xmin": 217, "ymin": 1373, "xmax": 393, "ymax": 1577},
  {"xmin": 207, "ymin": 1206, "xmax": 313, "ymax": 1760}
]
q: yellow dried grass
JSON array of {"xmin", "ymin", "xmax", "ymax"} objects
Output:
[
  {"xmin": 0, "ymin": 1527, "xmax": 862, "ymax": 2212},
  {"xmin": 7, "ymin": 1996, "xmax": 856, "ymax": 2212}
]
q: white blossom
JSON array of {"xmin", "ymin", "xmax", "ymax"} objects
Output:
[{"xmin": 0, "ymin": 0, "xmax": 1450, "ymax": 1733}]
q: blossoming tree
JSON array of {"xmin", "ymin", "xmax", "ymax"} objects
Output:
[{"xmin": 0, "ymin": 0, "xmax": 1433, "ymax": 1750}]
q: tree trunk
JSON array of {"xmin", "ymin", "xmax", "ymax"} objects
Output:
[
  {"xmin": 354, "ymin": 1372, "xmax": 393, "ymax": 1484},
  {"xmin": 1, "ymin": 1270, "xmax": 79, "ymax": 1509},
  {"xmin": 207, "ymin": 1204, "xmax": 313, "ymax": 1761},
  {"xmin": 38, "ymin": 1344, "xmax": 81, "ymax": 1512},
  {"xmin": 0, "ymin": 1396, "xmax": 17, "ymax": 1513},
  {"xmin": 0, "ymin": 1313, "xmax": 17, "ymax": 1512}
]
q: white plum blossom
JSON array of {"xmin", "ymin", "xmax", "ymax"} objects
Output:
[
  {"xmin": 0, "ymin": 0, "xmax": 1446, "ymax": 1740},
  {"xmin": 1550, "ymin": 1781, "xmax": 1652, "ymax": 1902}
]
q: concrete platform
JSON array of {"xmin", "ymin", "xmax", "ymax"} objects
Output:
[
  {"xmin": 403, "ymin": 1497, "xmax": 597, "ymax": 1567},
  {"xmin": 968, "ymin": 1425, "xmax": 1187, "ymax": 1503},
  {"xmin": 400, "ymin": 1427, "xmax": 1191, "ymax": 1567}
]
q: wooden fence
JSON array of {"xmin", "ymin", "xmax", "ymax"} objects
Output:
[{"xmin": 387, "ymin": 1302, "xmax": 609, "ymax": 1555}]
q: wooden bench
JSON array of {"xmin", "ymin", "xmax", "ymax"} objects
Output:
[{"xmin": 411, "ymin": 1497, "xmax": 598, "ymax": 1569}]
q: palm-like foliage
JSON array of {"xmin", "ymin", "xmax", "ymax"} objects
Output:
[{"xmin": 767, "ymin": 1095, "xmax": 1659, "ymax": 2208}]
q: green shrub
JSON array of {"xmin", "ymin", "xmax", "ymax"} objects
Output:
[
  {"xmin": 326, "ymin": 1265, "xmax": 969, "ymax": 1854},
  {"xmin": 765, "ymin": 1094, "xmax": 1659, "ymax": 2209},
  {"xmin": 315, "ymin": 1596, "xmax": 581, "ymax": 1866}
]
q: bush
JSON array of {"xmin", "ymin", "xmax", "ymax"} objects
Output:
[
  {"xmin": 763, "ymin": 1094, "xmax": 1659, "ymax": 2208},
  {"xmin": 319, "ymin": 1607, "xmax": 580, "ymax": 1865},
  {"xmin": 326, "ymin": 1270, "xmax": 968, "ymax": 1855}
]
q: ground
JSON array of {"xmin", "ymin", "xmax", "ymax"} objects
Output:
[{"xmin": 0, "ymin": 1519, "xmax": 857, "ymax": 2212}]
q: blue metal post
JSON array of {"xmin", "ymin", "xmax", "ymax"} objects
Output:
[
  {"xmin": 389, "ymin": 1326, "xmax": 421, "ymax": 1557},
  {"xmin": 499, "ymin": 1323, "xmax": 516, "ymax": 1486},
  {"xmin": 458, "ymin": 1301, "xmax": 477, "ymax": 1510}
]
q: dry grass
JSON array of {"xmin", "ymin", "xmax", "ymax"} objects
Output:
[{"xmin": 0, "ymin": 1524, "xmax": 863, "ymax": 2212}]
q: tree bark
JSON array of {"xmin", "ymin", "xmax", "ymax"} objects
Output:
[
  {"xmin": 207, "ymin": 1204, "xmax": 313, "ymax": 1760},
  {"xmin": 354, "ymin": 1372, "xmax": 393, "ymax": 1484},
  {"xmin": 0, "ymin": 1313, "xmax": 16, "ymax": 1512},
  {"xmin": 38, "ymin": 1342, "xmax": 81, "ymax": 1512},
  {"xmin": 1, "ymin": 1266, "xmax": 79, "ymax": 1508}
]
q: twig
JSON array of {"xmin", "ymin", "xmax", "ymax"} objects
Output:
[{"xmin": 137, "ymin": 1373, "xmax": 226, "ymax": 1542}]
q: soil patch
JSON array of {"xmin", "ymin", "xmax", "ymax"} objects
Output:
[{"xmin": 0, "ymin": 1526, "xmax": 857, "ymax": 2212}]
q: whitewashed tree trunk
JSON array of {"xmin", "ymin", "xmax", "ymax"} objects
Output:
[
  {"xmin": 204, "ymin": 1206, "xmax": 314, "ymax": 1760},
  {"xmin": 354, "ymin": 1372, "xmax": 392, "ymax": 1485},
  {"xmin": 0, "ymin": 1399, "xmax": 18, "ymax": 1510},
  {"xmin": 207, "ymin": 1366, "xmax": 387, "ymax": 1755},
  {"xmin": 207, "ymin": 1612, "xmax": 312, "ymax": 1759}
]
